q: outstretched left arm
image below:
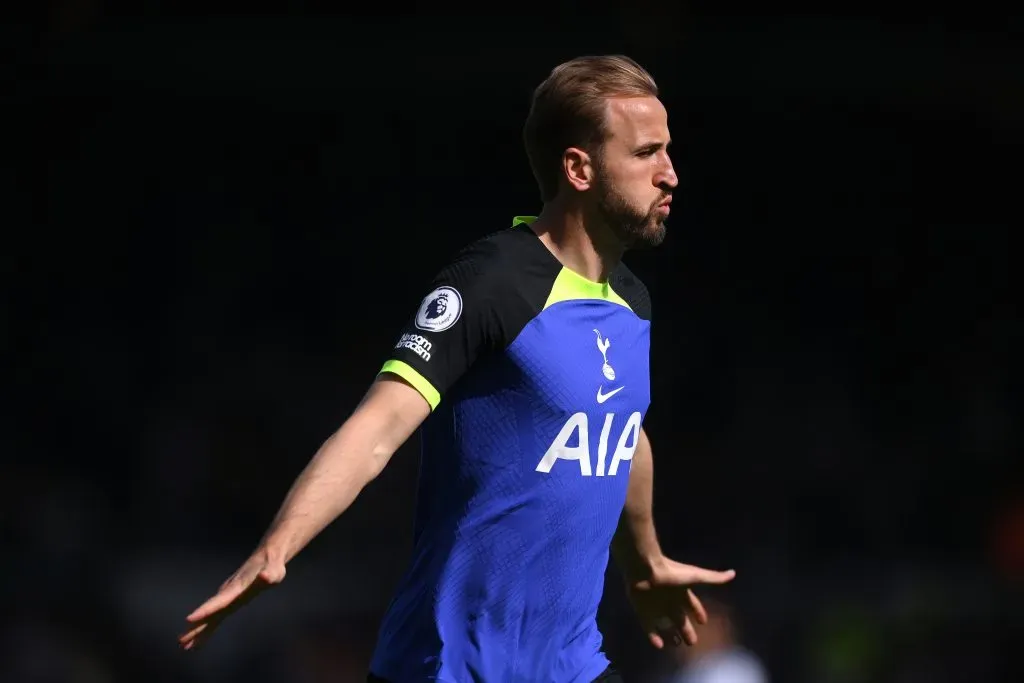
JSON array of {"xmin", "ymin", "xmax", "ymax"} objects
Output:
[{"xmin": 611, "ymin": 427, "xmax": 664, "ymax": 580}]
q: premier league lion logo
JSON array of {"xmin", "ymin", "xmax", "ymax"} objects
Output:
[
  {"xmin": 425, "ymin": 291, "xmax": 449, "ymax": 321},
  {"xmin": 415, "ymin": 286, "xmax": 463, "ymax": 332}
]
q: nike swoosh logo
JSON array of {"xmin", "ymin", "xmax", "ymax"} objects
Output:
[{"xmin": 596, "ymin": 386, "xmax": 624, "ymax": 404}]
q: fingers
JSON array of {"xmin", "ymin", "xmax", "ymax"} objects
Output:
[
  {"xmin": 187, "ymin": 558, "xmax": 281, "ymax": 624},
  {"xmin": 651, "ymin": 616, "xmax": 687, "ymax": 649},
  {"xmin": 178, "ymin": 622, "xmax": 209, "ymax": 650},
  {"xmin": 180, "ymin": 556, "xmax": 286, "ymax": 651},
  {"xmin": 664, "ymin": 613, "xmax": 697, "ymax": 647},
  {"xmin": 178, "ymin": 610, "xmax": 227, "ymax": 651},
  {"xmin": 690, "ymin": 567, "xmax": 736, "ymax": 585},
  {"xmin": 680, "ymin": 614, "xmax": 698, "ymax": 646},
  {"xmin": 186, "ymin": 583, "xmax": 244, "ymax": 623},
  {"xmin": 687, "ymin": 588, "xmax": 708, "ymax": 625}
]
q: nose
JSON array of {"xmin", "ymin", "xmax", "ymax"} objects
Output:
[{"xmin": 657, "ymin": 155, "xmax": 679, "ymax": 191}]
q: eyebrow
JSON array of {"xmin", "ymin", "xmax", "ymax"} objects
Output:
[{"xmin": 635, "ymin": 140, "xmax": 672, "ymax": 154}]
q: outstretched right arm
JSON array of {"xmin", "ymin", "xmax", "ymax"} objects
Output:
[
  {"xmin": 181, "ymin": 242, "xmax": 502, "ymax": 651},
  {"xmin": 179, "ymin": 375, "xmax": 429, "ymax": 650}
]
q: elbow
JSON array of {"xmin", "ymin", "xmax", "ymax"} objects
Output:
[
  {"xmin": 320, "ymin": 420, "xmax": 397, "ymax": 490},
  {"xmin": 364, "ymin": 440, "xmax": 397, "ymax": 482},
  {"xmin": 340, "ymin": 379, "xmax": 427, "ymax": 485},
  {"xmin": 359, "ymin": 419, "xmax": 405, "ymax": 483}
]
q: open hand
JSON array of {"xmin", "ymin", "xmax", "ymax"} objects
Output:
[
  {"xmin": 627, "ymin": 559, "xmax": 735, "ymax": 649},
  {"xmin": 178, "ymin": 549, "xmax": 286, "ymax": 651}
]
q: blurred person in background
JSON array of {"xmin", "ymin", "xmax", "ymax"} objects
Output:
[{"xmin": 665, "ymin": 596, "xmax": 768, "ymax": 683}]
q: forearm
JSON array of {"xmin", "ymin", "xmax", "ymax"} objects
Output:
[
  {"xmin": 259, "ymin": 420, "xmax": 389, "ymax": 563},
  {"xmin": 611, "ymin": 428, "xmax": 664, "ymax": 580},
  {"xmin": 257, "ymin": 377, "xmax": 427, "ymax": 564}
]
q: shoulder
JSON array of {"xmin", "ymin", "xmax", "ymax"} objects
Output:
[
  {"xmin": 445, "ymin": 225, "xmax": 552, "ymax": 280},
  {"xmin": 610, "ymin": 260, "xmax": 652, "ymax": 321},
  {"xmin": 414, "ymin": 225, "xmax": 557, "ymax": 335},
  {"xmin": 432, "ymin": 225, "xmax": 558, "ymax": 304}
]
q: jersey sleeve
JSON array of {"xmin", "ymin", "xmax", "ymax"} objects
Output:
[{"xmin": 378, "ymin": 245, "xmax": 504, "ymax": 410}]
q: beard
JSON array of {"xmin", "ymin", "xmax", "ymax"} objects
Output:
[{"xmin": 593, "ymin": 177, "xmax": 670, "ymax": 250}]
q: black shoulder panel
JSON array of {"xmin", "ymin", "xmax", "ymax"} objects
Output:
[
  {"xmin": 610, "ymin": 261, "xmax": 652, "ymax": 321},
  {"xmin": 380, "ymin": 224, "xmax": 561, "ymax": 402}
]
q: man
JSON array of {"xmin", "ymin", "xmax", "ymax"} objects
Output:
[{"xmin": 180, "ymin": 54, "xmax": 736, "ymax": 682}]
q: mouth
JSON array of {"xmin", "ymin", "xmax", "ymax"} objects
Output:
[{"xmin": 656, "ymin": 196, "xmax": 672, "ymax": 215}]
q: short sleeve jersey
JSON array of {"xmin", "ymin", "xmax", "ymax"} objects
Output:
[{"xmin": 369, "ymin": 217, "xmax": 652, "ymax": 683}]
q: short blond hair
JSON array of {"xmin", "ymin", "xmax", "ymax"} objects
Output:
[{"xmin": 523, "ymin": 55, "xmax": 659, "ymax": 202}]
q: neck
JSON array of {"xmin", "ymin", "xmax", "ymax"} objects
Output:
[{"xmin": 529, "ymin": 197, "xmax": 624, "ymax": 283}]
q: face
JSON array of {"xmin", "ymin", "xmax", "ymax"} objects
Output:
[{"xmin": 590, "ymin": 96, "xmax": 678, "ymax": 248}]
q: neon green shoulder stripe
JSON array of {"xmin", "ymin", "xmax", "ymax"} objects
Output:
[{"xmin": 379, "ymin": 360, "xmax": 441, "ymax": 410}]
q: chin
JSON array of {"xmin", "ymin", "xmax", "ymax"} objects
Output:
[{"xmin": 631, "ymin": 221, "xmax": 667, "ymax": 250}]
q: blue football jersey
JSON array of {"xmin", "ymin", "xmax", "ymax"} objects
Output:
[{"xmin": 370, "ymin": 217, "xmax": 652, "ymax": 683}]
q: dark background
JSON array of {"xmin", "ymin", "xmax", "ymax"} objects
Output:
[{"xmin": 4, "ymin": 3, "xmax": 1021, "ymax": 682}]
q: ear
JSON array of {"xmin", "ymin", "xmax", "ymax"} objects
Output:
[{"xmin": 562, "ymin": 147, "xmax": 594, "ymax": 192}]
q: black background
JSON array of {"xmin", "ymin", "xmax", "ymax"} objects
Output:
[{"xmin": 5, "ymin": 3, "xmax": 1021, "ymax": 682}]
